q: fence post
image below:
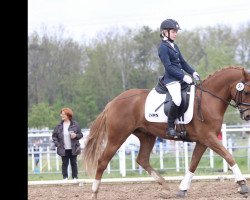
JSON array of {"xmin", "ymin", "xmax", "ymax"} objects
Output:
[
  {"xmin": 47, "ymin": 146, "xmax": 51, "ymax": 171},
  {"xmin": 248, "ymin": 137, "xmax": 250, "ymax": 172},
  {"xmin": 31, "ymin": 148, "xmax": 34, "ymax": 172},
  {"xmin": 138, "ymin": 165, "xmax": 143, "ymax": 175},
  {"xmin": 175, "ymin": 141, "xmax": 180, "ymax": 172},
  {"xmin": 56, "ymin": 152, "xmax": 59, "ymax": 171},
  {"xmin": 184, "ymin": 142, "xmax": 188, "ymax": 173},
  {"xmin": 221, "ymin": 123, "xmax": 228, "ymax": 172},
  {"xmin": 107, "ymin": 162, "xmax": 110, "ymax": 174},
  {"xmin": 159, "ymin": 142, "xmax": 163, "ymax": 169},
  {"xmin": 39, "ymin": 146, "xmax": 42, "ymax": 172},
  {"xmin": 119, "ymin": 148, "xmax": 122, "ymax": 174},
  {"xmin": 131, "ymin": 149, "xmax": 135, "ymax": 170},
  {"xmin": 209, "ymin": 149, "xmax": 214, "ymax": 168},
  {"xmin": 68, "ymin": 160, "xmax": 72, "ymax": 178},
  {"xmin": 228, "ymin": 137, "xmax": 233, "ymax": 155},
  {"xmin": 119, "ymin": 143, "xmax": 126, "ymax": 177}
]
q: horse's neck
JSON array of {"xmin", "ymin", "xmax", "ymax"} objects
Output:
[
  {"xmin": 203, "ymin": 70, "xmax": 240, "ymax": 100},
  {"xmin": 201, "ymin": 69, "xmax": 241, "ymax": 115}
]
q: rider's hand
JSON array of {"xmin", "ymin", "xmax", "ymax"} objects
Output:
[
  {"xmin": 183, "ymin": 75, "xmax": 193, "ymax": 84},
  {"xmin": 193, "ymin": 72, "xmax": 200, "ymax": 81}
]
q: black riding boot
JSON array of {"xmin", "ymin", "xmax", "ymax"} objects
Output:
[{"xmin": 167, "ymin": 102, "xmax": 179, "ymax": 137}]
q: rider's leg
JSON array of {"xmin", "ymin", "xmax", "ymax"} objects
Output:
[
  {"xmin": 167, "ymin": 101, "xmax": 179, "ymax": 136},
  {"xmin": 165, "ymin": 82, "xmax": 181, "ymax": 137}
]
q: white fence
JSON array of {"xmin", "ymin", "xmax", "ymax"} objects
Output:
[{"xmin": 28, "ymin": 124, "xmax": 250, "ymax": 177}]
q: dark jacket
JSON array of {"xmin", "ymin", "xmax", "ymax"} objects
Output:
[
  {"xmin": 158, "ymin": 40, "xmax": 195, "ymax": 84},
  {"xmin": 52, "ymin": 120, "xmax": 83, "ymax": 156}
]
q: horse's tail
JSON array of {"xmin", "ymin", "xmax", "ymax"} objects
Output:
[{"xmin": 82, "ymin": 102, "xmax": 110, "ymax": 177}]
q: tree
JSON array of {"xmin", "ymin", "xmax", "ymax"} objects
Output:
[
  {"xmin": 129, "ymin": 26, "xmax": 159, "ymax": 89},
  {"xmin": 236, "ymin": 23, "xmax": 250, "ymax": 67},
  {"xmin": 196, "ymin": 25, "xmax": 238, "ymax": 77},
  {"xmin": 28, "ymin": 103, "xmax": 58, "ymax": 129}
]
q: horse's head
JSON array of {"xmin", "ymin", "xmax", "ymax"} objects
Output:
[{"xmin": 233, "ymin": 68, "xmax": 250, "ymax": 121}]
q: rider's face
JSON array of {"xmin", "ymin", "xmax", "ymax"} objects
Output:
[
  {"xmin": 164, "ymin": 29, "xmax": 178, "ymax": 41},
  {"xmin": 169, "ymin": 29, "xmax": 178, "ymax": 41}
]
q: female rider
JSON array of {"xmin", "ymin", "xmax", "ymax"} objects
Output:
[{"xmin": 158, "ymin": 19, "xmax": 200, "ymax": 137}]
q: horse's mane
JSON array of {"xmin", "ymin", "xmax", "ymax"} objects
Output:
[{"xmin": 202, "ymin": 66, "xmax": 244, "ymax": 83}]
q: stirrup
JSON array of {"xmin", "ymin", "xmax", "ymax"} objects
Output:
[
  {"xmin": 167, "ymin": 128, "xmax": 177, "ymax": 137},
  {"xmin": 177, "ymin": 131, "xmax": 192, "ymax": 142}
]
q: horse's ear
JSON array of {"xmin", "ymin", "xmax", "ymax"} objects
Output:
[{"xmin": 242, "ymin": 67, "xmax": 250, "ymax": 81}]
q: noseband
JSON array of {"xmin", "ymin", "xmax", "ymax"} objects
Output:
[
  {"xmin": 195, "ymin": 81, "xmax": 250, "ymax": 122},
  {"xmin": 235, "ymin": 82, "xmax": 250, "ymax": 114}
]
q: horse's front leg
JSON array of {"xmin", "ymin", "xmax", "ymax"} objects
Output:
[
  {"xmin": 206, "ymin": 134, "xmax": 249, "ymax": 197},
  {"xmin": 177, "ymin": 142, "xmax": 207, "ymax": 198}
]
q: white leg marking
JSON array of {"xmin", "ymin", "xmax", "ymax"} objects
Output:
[
  {"xmin": 179, "ymin": 170, "xmax": 194, "ymax": 190},
  {"xmin": 230, "ymin": 164, "xmax": 246, "ymax": 182},
  {"xmin": 92, "ymin": 179, "xmax": 101, "ymax": 193}
]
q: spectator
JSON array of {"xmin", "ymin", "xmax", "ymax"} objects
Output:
[
  {"xmin": 33, "ymin": 140, "xmax": 40, "ymax": 167},
  {"xmin": 52, "ymin": 107, "xmax": 83, "ymax": 180}
]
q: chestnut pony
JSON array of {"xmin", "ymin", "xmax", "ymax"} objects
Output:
[{"xmin": 83, "ymin": 66, "xmax": 250, "ymax": 199}]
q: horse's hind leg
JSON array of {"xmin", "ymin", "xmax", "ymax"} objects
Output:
[
  {"xmin": 135, "ymin": 131, "xmax": 170, "ymax": 190},
  {"xmin": 177, "ymin": 142, "xmax": 207, "ymax": 198},
  {"xmin": 91, "ymin": 129, "xmax": 131, "ymax": 199},
  {"xmin": 91, "ymin": 142, "xmax": 124, "ymax": 199}
]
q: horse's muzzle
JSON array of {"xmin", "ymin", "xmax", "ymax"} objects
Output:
[
  {"xmin": 241, "ymin": 112, "xmax": 250, "ymax": 121},
  {"xmin": 239, "ymin": 107, "xmax": 250, "ymax": 121},
  {"xmin": 244, "ymin": 114, "xmax": 250, "ymax": 121}
]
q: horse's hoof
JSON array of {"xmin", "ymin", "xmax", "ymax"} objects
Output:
[
  {"xmin": 162, "ymin": 182, "xmax": 170, "ymax": 191},
  {"xmin": 91, "ymin": 193, "xmax": 97, "ymax": 200},
  {"xmin": 159, "ymin": 189, "xmax": 171, "ymax": 198},
  {"xmin": 176, "ymin": 190, "xmax": 187, "ymax": 198},
  {"xmin": 238, "ymin": 184, "xmax": 249, "ymax": 195}
]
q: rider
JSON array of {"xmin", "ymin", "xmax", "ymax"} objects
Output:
[{"xmin": 158, "ymin": 18, "xmax": 200, "ymax": 137}]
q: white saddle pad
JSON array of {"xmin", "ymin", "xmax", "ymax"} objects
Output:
[{"xmin": 145, "ymin": 85, "xmax": 195, "ymax": 124}]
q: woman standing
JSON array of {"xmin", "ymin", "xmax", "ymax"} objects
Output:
[{"xmin": 52, "ymin": 107, "xmax": 83, "ymax": 180}]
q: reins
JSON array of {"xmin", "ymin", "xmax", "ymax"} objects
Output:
[
  {"xmin": 195, "ymin": 79, "xmax": 205, "ymax": 122},
  {"xmin": 194, "ymin": 78, "xmax": 239, "ymax": 122}
]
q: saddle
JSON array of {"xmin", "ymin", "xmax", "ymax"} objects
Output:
[{"xmin": 155, "ymin": 76, "xmax": 191, "ymax": 121}]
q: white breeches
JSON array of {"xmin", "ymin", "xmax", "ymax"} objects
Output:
[{"xmin": 166, "ymin": 81, "xmax": 181, "ymax": 106}]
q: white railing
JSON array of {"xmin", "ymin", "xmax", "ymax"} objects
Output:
[{"xmin": 28, "ymin": 124, "xmax": 250, "ymax": 176}]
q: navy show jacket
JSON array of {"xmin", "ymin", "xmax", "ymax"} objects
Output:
[{"xmin": 158, "ymin": 40, "xmax": 195, "ymax": 85}]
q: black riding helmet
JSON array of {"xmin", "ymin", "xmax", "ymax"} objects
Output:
[
  {"xmin": 160, "ymin": 19, "xmax": 181, "ymax": 41},
  {"xmin": 160, "ymin": 19, "xmax": 181, "ymax": 31}
]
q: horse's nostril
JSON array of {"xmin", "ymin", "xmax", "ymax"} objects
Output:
[{"xmin": 245, "ymin": 115, "xmax": 250, "ymax": 121}]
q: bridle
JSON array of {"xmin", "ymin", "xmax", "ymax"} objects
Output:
[
  {"xmin": 234, "ymin": 82, "xmax": 250, "ymax": 114},
  {"xmin": 195, "ymin": 80, "xmax": 250, "ymax": 122}
]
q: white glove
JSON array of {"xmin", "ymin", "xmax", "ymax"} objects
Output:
[
  {"xmin": 193, "ymin": 72, "xmax": 200, "ymax": 81},
  {"xmin": 183, "ymin": 75, "xmax": 193, "ymax": 84}
]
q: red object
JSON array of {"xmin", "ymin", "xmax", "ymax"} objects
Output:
[{"xmin": 218, "ymin": 132, "xmax": 222, "ymax": 140}]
